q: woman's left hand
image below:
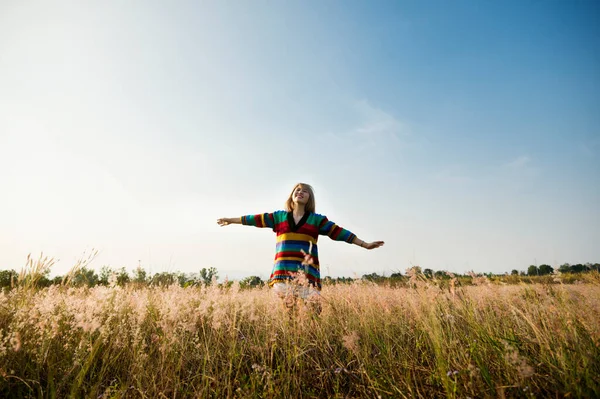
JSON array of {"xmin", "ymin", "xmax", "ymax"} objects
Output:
[
  {"xmin": 364, "ymin": 241, "xmax": 385, "ymax": 250},
  {"xmin": 300, "ymin": 249, "xmax": 315, "ymax": 265}
]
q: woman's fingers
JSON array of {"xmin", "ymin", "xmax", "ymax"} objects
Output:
[
  {"xmin": 366, "ymin": 241, "xmax": 385, "ymax": 249},
  {"xmin": 300, "ymin": 249, "xmax": 314, "ymax": 264}
]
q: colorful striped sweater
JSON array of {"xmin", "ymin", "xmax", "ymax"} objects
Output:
[{"xmin": 241, "ymin": 211, "xmax": 356, "ymax": 290}]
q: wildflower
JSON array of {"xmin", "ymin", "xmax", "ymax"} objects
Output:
[
  {"xmin": 251, "ymin": 364, "xmax": 265, "ymax": 373},
  {"xmin": 504, "ymin": 342, "xmax": 534, "ymax": 379},
  {"xmin": 106, "ymin": 272, "xmax": 119, "ymax": 288},
  {"xmin": 468, "ymin": 271, "xmax": 490, "ymax": 286},
  {"xmin": 10, "ymin": 332, "xmax": 21, "ymax": 352},
  {"xmin": 552, "ymin": 270, "xmax": 562, "ymax": 284},
  {"xmin": 342, "ymin": 331, "xmax": 359, "ymax": 353},
  {"xmin": 405, "ymin": 266, "xmax": 426, "ymax": 288},
  {"xmin": 518, "ymin": 362, "xmax": 534, "ymax": 379}
]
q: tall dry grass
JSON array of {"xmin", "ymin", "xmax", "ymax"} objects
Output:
[{"xmin": 1, "ymin": 272, "xmax": 599, "ymax": 398}]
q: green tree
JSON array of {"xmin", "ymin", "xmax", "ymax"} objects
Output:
[
  {"xmin": 538, "ymin": 264, "xmax": 554, "ymax": 276},
  {"xmin": 322, "ymin": 276, "xmax": 334, "ymax": 285},
  {"xmin": 176, "ymin": 272, "xmax": 189, "ymax": 287},
  {"xmin": 527, "ymin": 265, "xmax": 539, "ymax": 276},
  {"xmin": 423, "ymin": 269, "xmax": 433, "ymax": 278},
  {"xmin": 240, "ymin": 275, "xmax": 264, "ymax": 289},
  {"xmin": 0, "ymin": 269, "xmax": 17, "ymax": 288},
  {"xmin": 362, "ymin": 272, "xmax": 382, "ymax": 282},
  {"xmin": 116, "ymin": 267, "xmax": 130, "ymax": 286},
  {"xmin": 511, "ymin": 269, "xmax": 519, "ymax": 275},
  {"xmin": 558, "ymin": 263, "xmax": 571, "ymax": 273},
  {"xmin": 99, "ymin": 266, "xmax": 113, "ymax": 285},
  {"xmin": 571, "ymin": 263, "xmax": 588, "ymax": 273},
  {"xmin": 434, "ymin": 270, "xmax": 448, "ymax": 279},
  {"xmin": 150, "ymin": 272, "xmax": 177, "ymax": 286},
  {"xmin": 133, "ymin": 266, "xmax": 147, "ymax": 284},
  {"xmin": 51, "ymin": 275, "xmax": 63, "ymax": 285},
  {"xmin": 199, "ymin": 267, "xmax": 218, "ymax": 286},
  {"xmin": 570, "ymin": 264, "xmax": 586, "ymax": 273},
  {"xmin": 72, "ymin": 266, "xmax": 99, "ymax": 287}
]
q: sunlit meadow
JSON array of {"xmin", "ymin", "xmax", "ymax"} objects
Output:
[{"xmin": 1, "ymin": 259, "xmax": 599, "ymax": 398}]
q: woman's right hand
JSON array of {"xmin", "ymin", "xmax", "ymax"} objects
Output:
[{"xmin": 217, "ymin": 218, "xmax": 232, "ymax": 226}]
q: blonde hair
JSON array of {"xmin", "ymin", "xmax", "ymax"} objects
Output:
[{"xmin": 285, "ymin": 183, "xmax": 316, "ymax": 213}]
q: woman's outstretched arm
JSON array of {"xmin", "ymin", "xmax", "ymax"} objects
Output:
[
  {"xmin": 351, "ymin": 236, "xmax": 385, "ymax": 250},
  {"xmin": 217, "ymin": 213, "xmax": 276, "ymax": 228},
  {"xmin": 318, "ymin": 215, "xmax": 384, "ymax": 250},
  {"xmin": 217, "ymin": 217, "xmax": 242, "ymax": 226}
]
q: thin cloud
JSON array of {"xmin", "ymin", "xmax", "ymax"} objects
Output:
[
  {"xmin": 434, "ymin": 166, "xmax": 473, "ymax": 184},
  {"xmin": 578, "ymin": 137, "xmax": 600, "ymax": 157},
  {"xmin": 317, "ymin": 100, "xmax": 410, "ymax": 154},
  {"xmin": 504, "ymin": 155, "xmax": 531, "ymax": 169},
  {"xmin": 502, "ymin": 155, "xmax": 540, "ymax": 178},
  {"xmin": 435, "ymin": 173, "xmax": 473, "ymax": 185},
  {"xmin": 353, "ymin": 99, "xmax": 409, "ymax": 144}
]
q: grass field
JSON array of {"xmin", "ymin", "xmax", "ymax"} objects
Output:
[{"xmin": 1, "ymin": 273, "xmax": 599, "ymax": 398}]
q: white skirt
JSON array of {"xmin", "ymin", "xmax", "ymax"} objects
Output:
[{"xmin": 272, "ymin": 282, "xmax": 320, "ymax": 300}]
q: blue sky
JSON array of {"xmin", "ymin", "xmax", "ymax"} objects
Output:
[{"xmin": 1, "ymin": 0, "xmax": 598, "ymax": 279}]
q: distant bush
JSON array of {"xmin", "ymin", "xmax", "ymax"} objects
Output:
[{"xmin": 0, "ymin": 269, "xmax": 17, "ymax": 289}]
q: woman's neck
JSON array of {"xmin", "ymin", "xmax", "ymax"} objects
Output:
[{"xmin": 293, "ymin": 204, "xmax": 305, "ymax": 217}]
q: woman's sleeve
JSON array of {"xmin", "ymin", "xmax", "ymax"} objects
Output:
[
  {"xmin": 241, "ymin": 213, "xmax": 276, "ymax": 229},
  {"xmin": 318, "ymin": 215, "xmax": 356, "ymax": 243}
]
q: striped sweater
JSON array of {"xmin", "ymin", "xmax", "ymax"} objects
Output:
[{"xmin": 241, "ymin": 211, "xmax": 356, "ymax": 290}]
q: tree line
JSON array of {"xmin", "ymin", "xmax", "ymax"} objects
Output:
[
  {"xmin": 521, "ymin": 263, "xmax": 600, "ymax": 276},
  {"xmin": 0, "ymin": 262, "xmax": 598, "ymax": 290}
]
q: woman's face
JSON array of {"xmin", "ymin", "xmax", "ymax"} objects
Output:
[{"xmin": 293, "ymin": 185, "xmax": 310, "ymax": 205}]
